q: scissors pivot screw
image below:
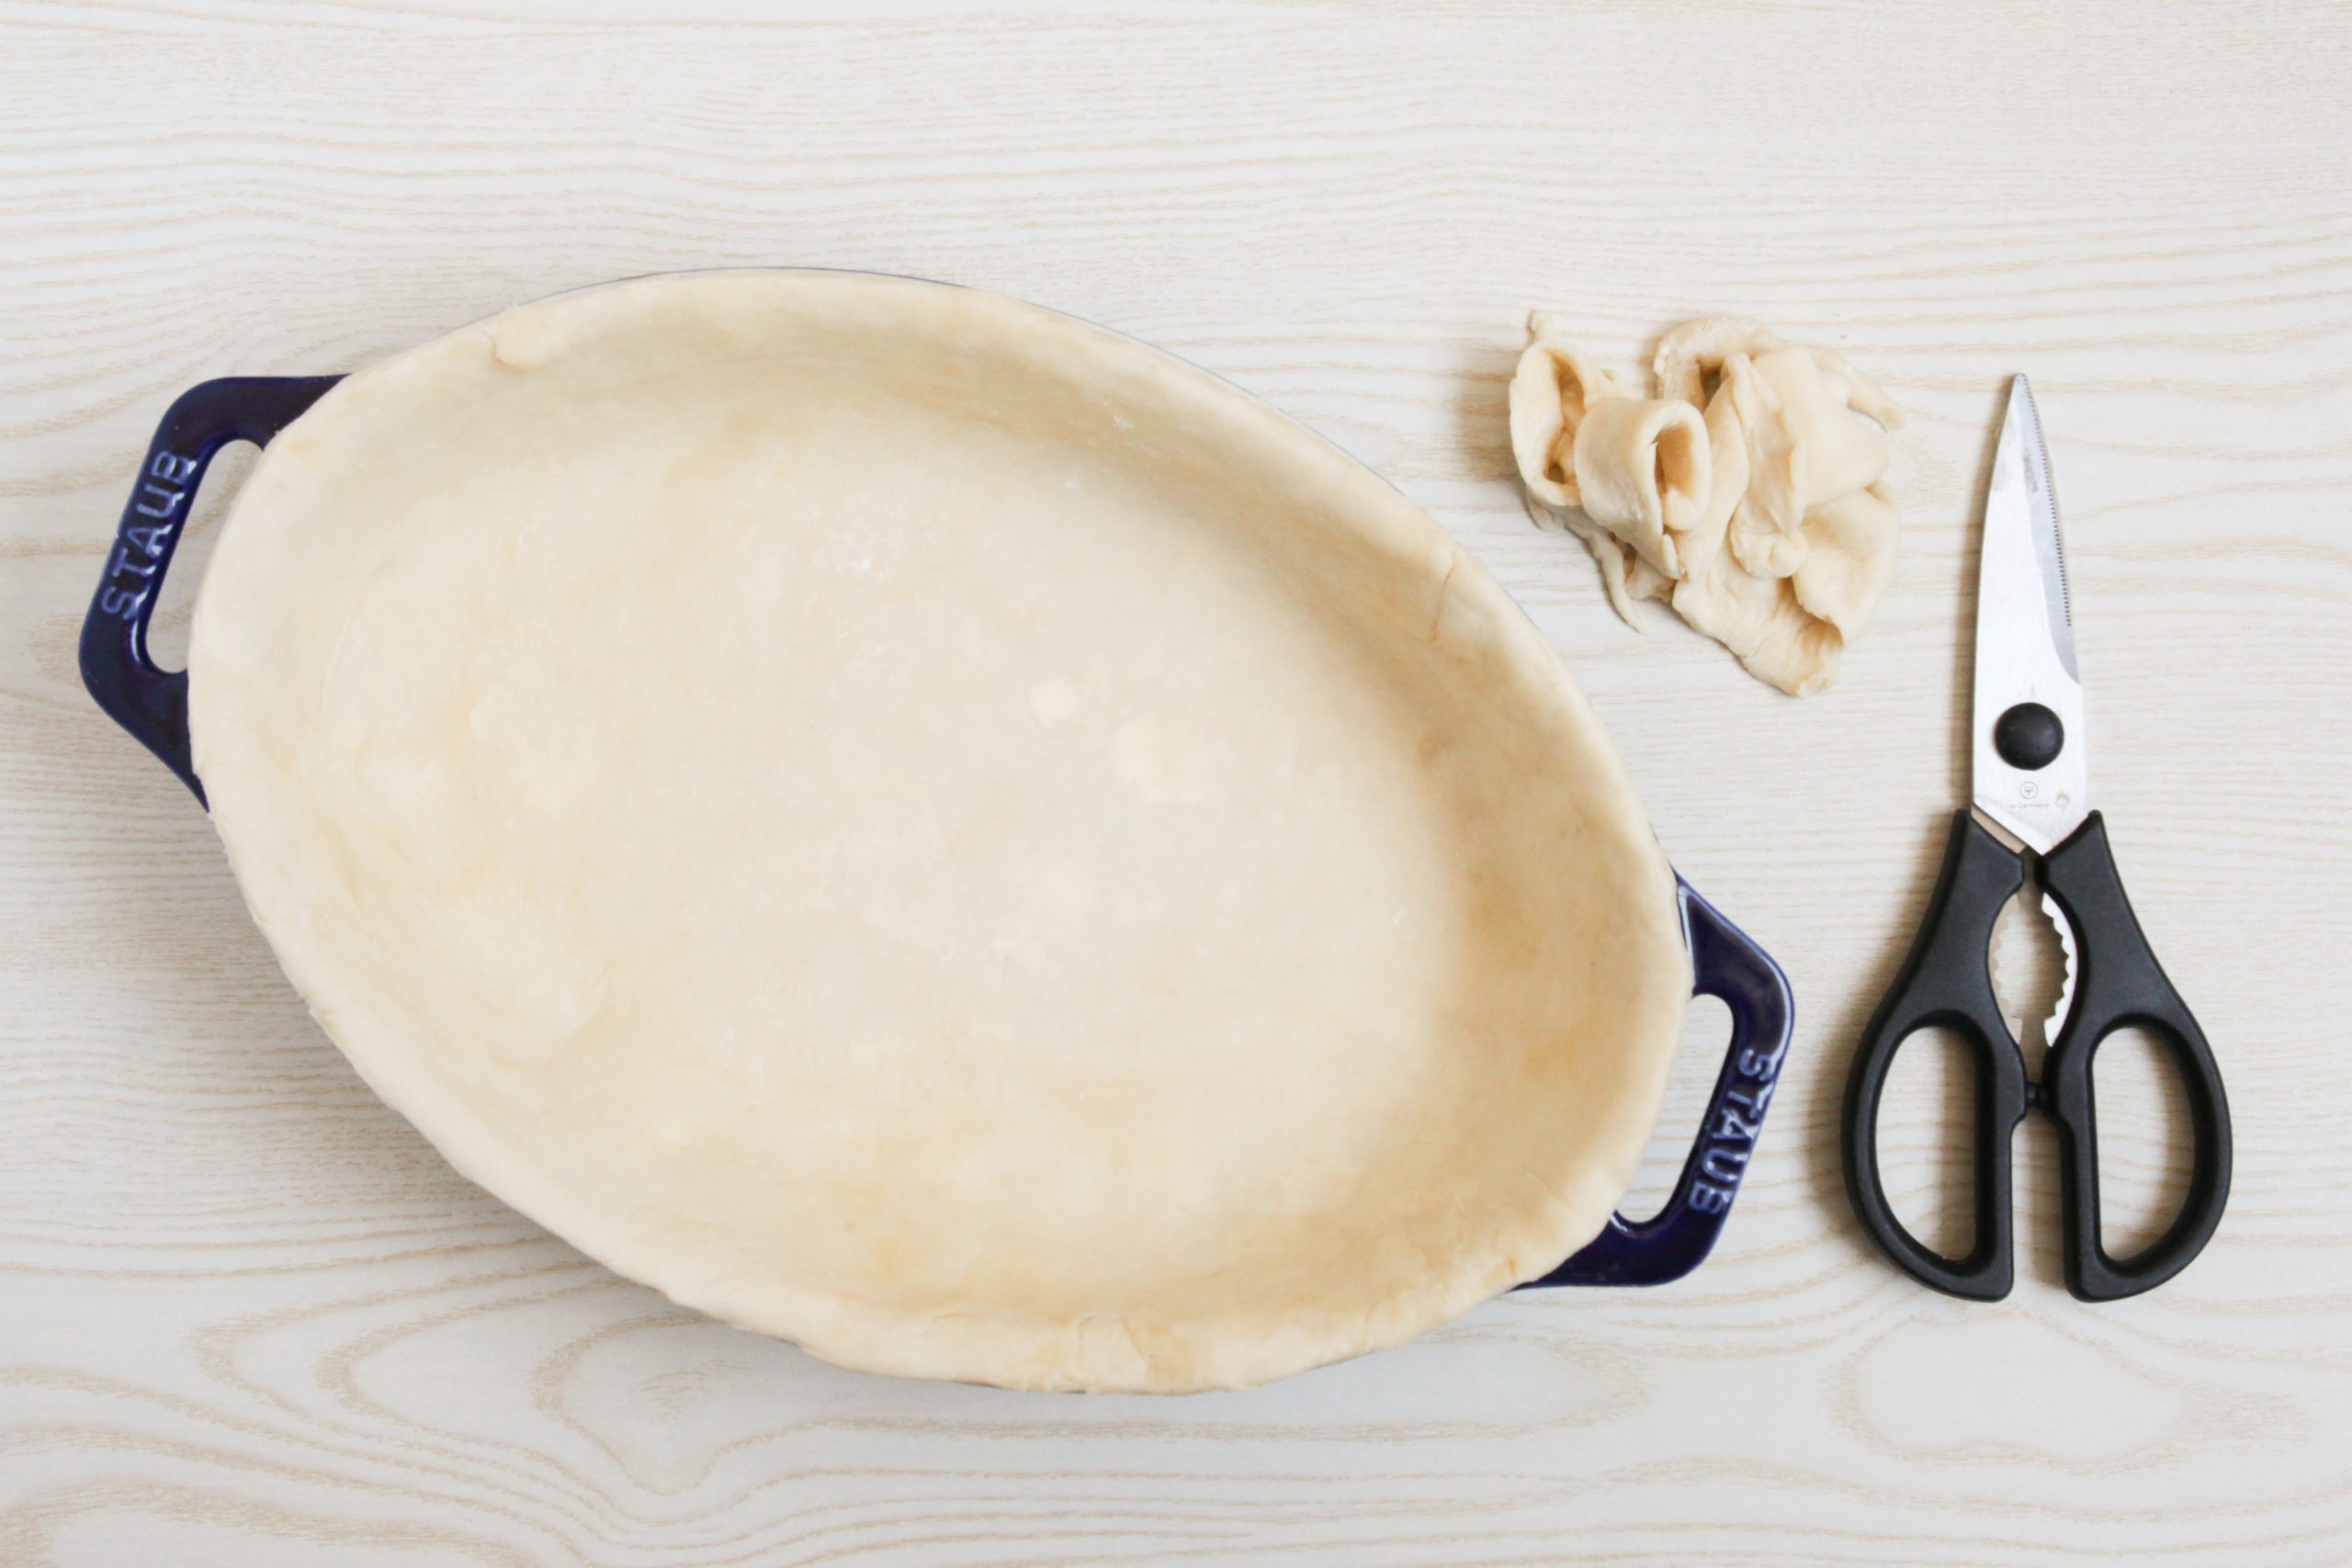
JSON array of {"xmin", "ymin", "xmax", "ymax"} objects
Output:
[{"xmin": 1994, "ymin": 702, "xmax": 2064, "ymax": 771}]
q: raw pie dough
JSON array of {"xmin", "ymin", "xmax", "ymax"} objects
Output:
[
  {"xmin": 1510, "ymin": 312, "xmax": 1903, "ymax": 695},
  {"xmin": 189, "ymin": 271, "xmax": 1690, "ymax": 1393}
]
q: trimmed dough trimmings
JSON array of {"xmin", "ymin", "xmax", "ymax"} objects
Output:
[{"xmin": 1510, "ymin": 313, "xmax": 1903, "ymax": 696}]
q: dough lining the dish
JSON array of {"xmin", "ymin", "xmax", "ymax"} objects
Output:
[
  {"xmin": 1509, "ymin": 312, "xmax": 1903, "ymax": 695},
  {"xmin": 189, "ymin": 271, "xmax": 1690, "ymax": 1393}
]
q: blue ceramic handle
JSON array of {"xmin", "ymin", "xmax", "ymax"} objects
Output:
[
  {"xmin": 1525, "ymin": 880, "xmax": 1795, "ymax": 1288},
  {"xmin": 80, "ymin": 376, "xmax": 343, "ymax": 807}
]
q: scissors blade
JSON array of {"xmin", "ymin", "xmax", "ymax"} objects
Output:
[{"xmin": 1973, "ymin": 377, "xmax": 2089, "ymax": 854}]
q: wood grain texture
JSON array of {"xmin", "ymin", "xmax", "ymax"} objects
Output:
[{"xmin": 4, "ymin": 1, "xmax": 2347, "ymax": 1562}]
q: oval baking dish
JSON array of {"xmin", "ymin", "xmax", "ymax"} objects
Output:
[{"xmin": 83, "ymin": 271, "xmax": 1792, "ymax": 1393}]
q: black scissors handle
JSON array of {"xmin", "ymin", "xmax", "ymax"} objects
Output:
[
  {"xmin": 1842, "ymin": 810, "xmax": 2231, "ymax": 1302},
  {"xmin": 1844, "ymin": 810, "xmax": 2030, "ymax": 1300},
  {"xmin": 2039, "ymin": 812, "xmax": 2233, "ymax": 1299}
]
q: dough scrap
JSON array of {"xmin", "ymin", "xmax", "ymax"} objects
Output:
[
  {"xmin": 1509, "ymin": 311, "xmax": 1903, "ymax": 695},
  {"xmin": 1509, "ymin": 318, "xmax": 1636, "ymax": 510},
  {"xmin": 1572, "ymin": 396, "xmax": 1709, "ymax": 579},
  {"xmin": 187, "ymin": 271, "xmax": 1692, "ymax": 1394},
  {"xmin": 1654, "ymin": 315, "xmax": 1782, "ymax": 407}
]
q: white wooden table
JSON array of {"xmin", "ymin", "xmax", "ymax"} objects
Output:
[{"xmin": 5, "ymin": 4, "xmax": 2347, "ymax": 1562}]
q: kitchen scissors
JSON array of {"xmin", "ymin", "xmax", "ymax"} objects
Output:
[{"xmin": 1841, "ymin": 377, "xmax": 2231, "ymax": 1302}]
